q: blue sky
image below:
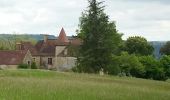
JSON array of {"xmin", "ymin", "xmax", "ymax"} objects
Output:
[{"xmin": 0, "ymin": 0, "xmax": 169, "ymax": 41}]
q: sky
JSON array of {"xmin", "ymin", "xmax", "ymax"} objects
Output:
[{"xmin": 0, "ymin": 0, "xmax": 169, "ymax": 41}]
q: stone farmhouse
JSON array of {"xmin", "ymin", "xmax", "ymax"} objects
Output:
[
  {"xmin": 15, "ymin": 28, "xmax": 81, "ymax": 71},
  {"xmin": 0, "ymin": 50, "xmax": 32, "ymax": 69}
]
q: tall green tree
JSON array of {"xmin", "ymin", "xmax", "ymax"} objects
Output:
[
  {"xmin": 77, "ymin": 0, "xmax": 122, "ymax": 73},
  {"xmin": 125, "ymin": 36, "xmax": 154, "ymax": 56}
]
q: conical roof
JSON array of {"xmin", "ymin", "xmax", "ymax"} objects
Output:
[{"xmin": 58, "ymin": 28, "xmax": 69, "ymax": 43}]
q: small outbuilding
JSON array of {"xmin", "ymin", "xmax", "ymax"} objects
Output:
[{"xmin": 0, "ymin": 50, "xmax": 32, "ymax": 69}]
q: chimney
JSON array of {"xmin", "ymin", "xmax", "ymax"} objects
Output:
[
  {"xmin": 44, "ymin": 35, "xmax": 48, "ymax": 43},
  {"xmin": 16, "ymin": 42, "xmax": 23, "ymax": 50}
]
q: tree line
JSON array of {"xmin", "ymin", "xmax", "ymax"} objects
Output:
[{"xmin": 73, "ymin": 0, "xmax": 170, "ymax": 81}]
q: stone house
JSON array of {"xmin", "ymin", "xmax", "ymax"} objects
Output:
[
  {"xmin": 0, "ymin": 50, "xmax": 32, "ymax": 69},
  {"xmin": 16, "ymin": 28, "xmax": 81, "ymax": 71}
]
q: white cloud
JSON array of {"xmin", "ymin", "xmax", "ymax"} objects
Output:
[
  {"xmin": 105, "ymin": 0, "xmax": 170, "ymax": 41},
  {"xmin": 0, "ymin": 0, "xmax": 169, "ymax": 41}
]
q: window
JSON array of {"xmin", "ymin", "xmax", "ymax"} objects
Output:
[
  {"xmin": 33, "ymin": 58, "xmax": 36, "ymax": 62},
  {"xmin": 48, "ymin": 58, "xmax": 52, "ymax": 65}
]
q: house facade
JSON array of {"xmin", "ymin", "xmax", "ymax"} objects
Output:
[
  {"xmin": 0, "ymin": 50, "xmax": 32, "ymax": 69},
  {"xmin": 16, "ymin": 28, "xmax": 81, "ymax": 71}
]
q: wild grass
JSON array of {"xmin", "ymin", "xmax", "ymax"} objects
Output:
[{"xmin": 0, "ymin": 69, "xmax": 170, "ymax": 100}]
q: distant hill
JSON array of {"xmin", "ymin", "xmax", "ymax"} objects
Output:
[
  {"xmin": 29, "ymin": 34, "xmax": 56, "ymax": 40},
  {"xmin": 0, "ymin": 34, "xmax": 56, "ymax": 50},
  {"xmin": 0, "ymin": 34, "xmax": 56, "ymax": 41},
  {"xmin": 0, "ymin": 34, "xmax": 75, "ymax": 41}
]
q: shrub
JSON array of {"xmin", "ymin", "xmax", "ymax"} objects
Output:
[
  {"xmin": 116, "ymin": 52, "xmax": 145, "ymax": 78},
  {"xmin": 31, "ymin": 62, "xmax": 37, "ymax": 69},
  {"xmin": 18, "ymin": 64, "xmax": 29, "ymax": 69},
  {"xmin": 160, "ymin": 55, "xmax": 170, "ymax": 78},
  {"xmin": 107, "ymin": 52, "xmax": 145, "ymax": 77},
  {"xmin": 152, "ymin": 67, "xmax": 167, "ymax": 81},
  {"xmin": 139, "ymin": 56, "xmax": 167, "ymax": 81}
]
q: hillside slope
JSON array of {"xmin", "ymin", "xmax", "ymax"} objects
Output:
[
  {"xmin": 0, "ymin": 70, "xmax": 169, "ymax": 100},
  {"xmin": 0, "ymin": 34, "xmax": 56, "ymax": 50}
]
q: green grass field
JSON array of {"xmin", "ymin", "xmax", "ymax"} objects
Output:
[{"xmin": 0, "ymin": 69, "xmax": 170, "ymax": 100}]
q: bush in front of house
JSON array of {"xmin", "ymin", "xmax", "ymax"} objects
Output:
[
  {"xmin": 18, "ymin": 64, "xmax": 29, "ymax": 69},
  {"xmin": 31, "ymin": 62, "xmax": 37, "ymax": 69}
]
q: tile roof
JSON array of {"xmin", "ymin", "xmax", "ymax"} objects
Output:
[
  {"xmin": 20, "ymin": 28, "xmax": 82, "ymax": 56},
  {"xmin": 21, "ymin": 42, "xmax": 38, "ymax": 56},
  {"xmin": 0, "ymin": 50, "xmax": 28, "ymax": 65},
  {"xmin": 57, "ymin": 28, "xmax": 69, "ymax": 43},
  {"xmin": 35, "ymin": 40, "xmax": 56, "ymax": 56},
  {"xmin": 70, "ymin": 38, "xmax": 82, "ymax": 46}
]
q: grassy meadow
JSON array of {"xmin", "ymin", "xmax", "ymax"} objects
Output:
[{"xmin": 0, "ymin": 69, "xmax": 170, "ymax": 100}]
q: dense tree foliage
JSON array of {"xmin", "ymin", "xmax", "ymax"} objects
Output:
[
  {"xmin": 106, "ymin": 53, "xmax": 168, "ymax": 81},
  {"xmin": 0, "ymin": 46, "xmax": 9, "ymax": 50},
  {"xmin": 139, "ymin": 56, "xmax": 167, "ymax": 81},
  {"xmin": 77, "ymin": 0, "xmax": 122, "ymax": 73},
  {"xmin": 116, "ymin": 52, "xmax": 145, "ymax": 78},
  {"xmin": 125, "ymin": 36, "xmax": 154, "ymax": 56},
  {"xmin": 160, "ymin": 41, "xmax": 170, "ymax": 55},
  {"xmin": 105, "ymin": 52, "xmax": 170, "ymax": 81},
  {"xmin": 108, "ymin": 54, "xmax": 168, "ymax": 81},
  {"xmin": 160, "ymin": 55, "xmax": 170, "ymax": 78},
  {"xmin": 67, "ymin": 45, "xmax": 80, "ymax": 57},
  {"xmin": 72, "ymin": 0, "xmax": 169, "ymax": 81}
]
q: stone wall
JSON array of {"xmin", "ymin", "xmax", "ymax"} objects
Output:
[
  {"xmin": 40, "ymin": 56, "xmax": 55, "ymax": 69},
  {"xmin": 54, "ymin": 46, "xmax": 77, "ymax": 71},
  {"xmin": 0, "ymin": 65, "xmax": 17, "ymax": 69},
  {"xmin": 23, "ymin": 51, "xmax": 33, "ymax": 65},
  {"xmin": 54, "ymin": 57, "xmax": 76, "ymax": 71},
  {"xmin": 31, "ymin": 46, "xmax": 77, "ymax": 71},
  {"xmin": 55, "ymin": 46, "xmax": 66, "ymax": 56}
]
